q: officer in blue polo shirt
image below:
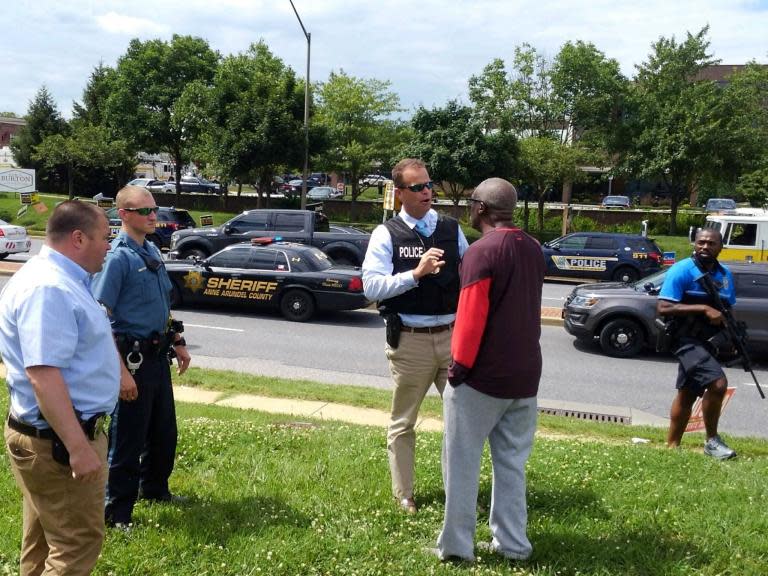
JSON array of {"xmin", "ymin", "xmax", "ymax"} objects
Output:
[
  {"xmin": 93, "ymin": 185, "xmax": 191, "ymax": 528},
  {"xmin": 657, "ymin": 228, "xmax": 737, "ymax": 460}
]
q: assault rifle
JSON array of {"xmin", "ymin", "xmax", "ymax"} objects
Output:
[{"xmin": 693, "ymin": 256, "xmax": 764, "ymax": 399}]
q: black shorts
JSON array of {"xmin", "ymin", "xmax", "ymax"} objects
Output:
[{"xmin": 674, "ymin": 341, "xmax": 726, "ymax": 397}]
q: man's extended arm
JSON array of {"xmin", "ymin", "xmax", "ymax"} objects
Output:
[{"xmin": 26, "ymin": 366, "xmax": 102, "ymax": 482}]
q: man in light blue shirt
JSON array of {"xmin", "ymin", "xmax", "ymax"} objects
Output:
[
  {"xmin": 363, "ymin": 158, "xmax": 468, "ymax": 514},
  {"xmin": 0, "ymin": 200, "xmax": 127, "ymax": 575}
]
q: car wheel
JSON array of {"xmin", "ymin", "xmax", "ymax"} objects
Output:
[
  {"xmin": 280, "ymin": 289, "xmax": 316, "ymax": 322},
  {"xmin": 612, "ymin": 266, "xmax": 639, "ymax": 283},
  {"xmin": 179, "ymin": 248, "xmax": 208, "ymax": 260},
  {"xmin": 599, "ymin": 318, "xmax": 644, "ymax": 358}
]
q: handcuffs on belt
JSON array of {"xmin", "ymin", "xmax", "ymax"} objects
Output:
[{"xmin": 125, "ymin": 341, "xmax": 143, "ymax": 375}]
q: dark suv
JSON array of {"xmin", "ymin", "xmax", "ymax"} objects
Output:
[
  {"xmin": 542, "ymin": 232, "xmax": 663, "ymax": 283},
  {"xmin": 106, "ymin": 207, "xmax": 196, "ymax": 250},
  {"xmin": 562, "ymin": 261, "xmax": 768, "ymax": 358}
]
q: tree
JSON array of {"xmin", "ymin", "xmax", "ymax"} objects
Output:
[
  {"xmin": 314, "ymin": 70, "xmax": 403, "ymax": 210},
  {"xmin": 72, "ymin": 63, "xmax": 117, "ymax": 127},
  {"xmin": 550, "ymin": 41, "xmax": 627, "ymax": 148},
  {"xmin": 616, "ymin": 27, "xmax": 733, "ymax": 234},
  {"xmin": 33, "ymin": 125, "xmax": 135, "ymax": 199},
  {"xmin": 104, "ymin": 35, "xmax": 219, "ymax": 199},
  {"xmin": 10, "ymin": 86, "xmax": 69, "ymax": 192},
  {"xmin": 469, "ymin": 43, "xmax": 623, "ymax": 216},
  {"xmin": 204, "ymin": 42, "xmax": 305, "ymax": 208},
  {"xmin": 736, "ymin": 168, "xmax": 768, "ymax": 207},
  {"xmin": 517, "ymin": 136, "xmax": 588, "ymax": 232},
  {"xmin": 402, "ymin": 101, "xmax": 517, "ymax": 205}
]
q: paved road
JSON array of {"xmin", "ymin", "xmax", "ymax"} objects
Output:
[
  {"xmin": 170, "ymin": 304, "xmax": 766, "ymax": 438},
  {"xmin": 2, "ymin": 256, "xmax": 764, "ymax": 438}
]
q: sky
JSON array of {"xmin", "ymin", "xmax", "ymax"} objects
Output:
[{"xmin": 2, "ymin": 0, "xmax": 768, "ymax": 120}]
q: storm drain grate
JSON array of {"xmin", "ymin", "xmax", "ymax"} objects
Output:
[{"xmin": 538, "ymin": 407, "xmax": 631, "ymax": 425}]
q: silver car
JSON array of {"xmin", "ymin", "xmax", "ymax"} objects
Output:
[{"xmin": 562, "ymin": 261, "xmax": 768, "ymax": 358}]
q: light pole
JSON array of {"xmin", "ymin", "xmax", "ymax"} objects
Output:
[
  {"xmin": 608, "ymin": 175, "xmax": 614, "ymax": 196},
  {"xmin": 289, "ymin": 0, "xmax": 310, "ymax": 210}
]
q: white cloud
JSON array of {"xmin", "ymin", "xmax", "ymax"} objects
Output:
[
  {"xmin": 1, "ymin": 0, "xmax": 766, "ymax": 118},
  {"xmin": 95, "ymin": 11, "xmax": 169, "ymax": 36}
]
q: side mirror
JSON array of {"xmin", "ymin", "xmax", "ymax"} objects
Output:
[{"xmin": 223, "ymin": 225, "xmax": 232, "ymax": 235}]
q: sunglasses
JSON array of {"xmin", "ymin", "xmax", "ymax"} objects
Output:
[
  {"xmin": 123, "ymin": 206, "xmax": 160, "ymax": 216},
  {"xmin": 468, "ymin": 198, "xmax": 485, "ymax": 207},
  {"xmin": 400, "ymin": 181, "xmax": 434, "ymax": 193}
]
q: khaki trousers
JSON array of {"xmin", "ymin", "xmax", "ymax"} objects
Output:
[
  {"xmin": 4, "ymin": 424, "xmax": 108, "ymax": 576},
  {"xmin": 385, "ymin": 329, "xmax": 451, "ymax": 499}
]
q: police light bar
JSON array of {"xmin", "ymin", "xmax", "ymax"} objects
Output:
[{"xmin": 251, "ymin": 236, "xmax": 283, "ymax": 245}]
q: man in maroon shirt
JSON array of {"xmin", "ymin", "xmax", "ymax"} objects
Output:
[{"xmin": 435, "ymin": 178, "xmax": 545, "ymax": 562}]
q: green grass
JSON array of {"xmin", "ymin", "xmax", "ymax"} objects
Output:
[
  {"xmin": 653, "ymin": 235, "xmax": 693, "ymax": 261},
  {"xmin": 2, "ymin": 372, "xmax": 768, "ymax": 574}
]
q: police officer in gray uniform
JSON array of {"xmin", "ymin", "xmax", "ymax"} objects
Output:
[{"xmin": 93, "ymin": 185, "xmax": 191, "ymax": 527}]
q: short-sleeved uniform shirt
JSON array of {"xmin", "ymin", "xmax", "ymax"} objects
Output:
[
  {"xmin": 0, "ymin": 246, "xmax": 120, "ymax": 428},
  {"xmin": 92, "ymin": 232, "xmax": 173, "ymax": 338}
]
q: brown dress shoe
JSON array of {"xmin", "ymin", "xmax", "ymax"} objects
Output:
[{"xmin": 397, "ymin": 497, "xmax": 417, "ymax": 514}]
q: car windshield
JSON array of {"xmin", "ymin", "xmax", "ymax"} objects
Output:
[
  {"xmin": 604, "ymin": 196, "xmax": 629, "ymax": 204},
  {"xmin": 632, "ymin": 268, "xmax": 667, "ymax": 291},
  {"xmin": 706, "ymin": 199, "xmax": 736, "ymax": 210}
]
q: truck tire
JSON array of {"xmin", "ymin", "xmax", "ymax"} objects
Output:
[
  {"xmin": 599, "ymin": 317, "xmax": 644, "ymax": 358},
  {"xmin": 330, "ymin": 254, "xmax": 356, "ymax": 266},
  {"xmin": 179, "ymin": 247, "xmax": 208, "ymax": 260},
  {"xmin": 280, "ymin": 289, "xmax": 316, "ymax": 322}
]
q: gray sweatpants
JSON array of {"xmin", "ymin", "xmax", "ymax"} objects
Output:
[{"xmin": 437, "ymin": 383, "xmax": 537, "ymax": 561}]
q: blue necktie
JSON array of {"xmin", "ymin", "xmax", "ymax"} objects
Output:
[{"xmin": 414, "ymin": 220, "xmax": 430, "ymax": 237}]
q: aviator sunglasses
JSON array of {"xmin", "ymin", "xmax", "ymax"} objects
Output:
[
  {"xmin": 400, "ymin": 181, "xmax": 434, "ymax": 193},
  {"xmin": 122, "ymin": 206, "xmax": 160, "ymax": 216}
]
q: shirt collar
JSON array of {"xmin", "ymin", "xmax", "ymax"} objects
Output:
[
  {"xmin": 399, "ymin": 208, "xmax": 435, "ymax": 229},
  {"xmin": 40, "ymin": 245, "xmax": 91, "ymax": 286}
]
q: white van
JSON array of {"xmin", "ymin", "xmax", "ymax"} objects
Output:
[{"xmin": 698, "ymin": 208, "xmax": 768, "ymax": 262}]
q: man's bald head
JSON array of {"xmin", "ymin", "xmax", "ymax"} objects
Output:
[
  {"xmin": 116, "ymin": 185, "xmax": 152, "ymax": 209},
  {"xmin": 473, "ymin": 178, "xmax": 517, "ymax": 221}
]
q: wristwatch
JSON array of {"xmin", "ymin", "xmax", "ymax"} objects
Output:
[{"xmin": 173, "ymin": 338, "xmax": 187, "ymax": 347}]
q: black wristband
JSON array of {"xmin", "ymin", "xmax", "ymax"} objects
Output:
[{"xmin": 173, "ymin": 338, "xmax": 187, "ymax": 347}]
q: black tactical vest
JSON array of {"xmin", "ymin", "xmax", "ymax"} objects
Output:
[{"xmin": 379, "ymin": 215, "xmax": 460, "ymax": 315}]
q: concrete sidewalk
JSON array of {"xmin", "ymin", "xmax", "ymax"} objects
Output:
[{"xmin": 173, "ymin": 385, "xmax": 666, "ymax": 430}]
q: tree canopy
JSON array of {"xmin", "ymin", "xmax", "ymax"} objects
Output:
[
  {"xmin": 204, "ymin": 42, "xmax": 306, "ymax": 207},
  {"xmin": 10, "ymin": 86, "xmax": 69, "ymax": 192},
  {"xmin": 104, "ymin": 35, "xmax": 220, "ymax": 199},
  {"xmin": 314, "ymin": 70, "xmax": 402, "ymax": 206},
  {"xmin": 402, "ymin": 100, "xmax": 517, "ymax": 206}
]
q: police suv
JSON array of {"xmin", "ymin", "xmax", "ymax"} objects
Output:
[{"xmin": 542, "ymin": 232, "xmax": 663, "ymax": 283}]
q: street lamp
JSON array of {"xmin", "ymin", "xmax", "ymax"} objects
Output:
[
  {"xmin": 289, "ymin": 0, "xmax": 311, "ymax": 210},
  {"xmin": 608, "ymin": 175, "xmax": 614, "ymax": 196}
]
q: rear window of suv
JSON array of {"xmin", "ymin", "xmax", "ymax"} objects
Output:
[
  {"xmin": 625, "ymin": 238, "xmax": 661, "ymax": 252},
  {"xmin": 159, "ymin": 210, "xmax": 196, "ymax": 227}
]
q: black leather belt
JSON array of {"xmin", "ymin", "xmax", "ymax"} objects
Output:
[
  {"xmin": 400, "ymin": 322, "xmax": 455, "ymax": 334},
  {"xmin": 7, "ymin": 415, "xmax": 55, "ymax": 439},
  {"xmin": 7, "ymin": 413, "xmax": 106, "ymax": 441}
]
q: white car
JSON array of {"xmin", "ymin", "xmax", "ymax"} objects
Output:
[
  {"xmin": 307, "ymin": 186, "xmax": 343, "ymax": 200},
  {"xmin": 359, "ymin": 174, "xmax": 391, "ymax": 186},
  {"xmin": 0, "ymin": 219, "xmax": 31, "ymax": 259},
  {"xmin": 128, "ymin": 178, "xmax": 175, "ymax": 193}
]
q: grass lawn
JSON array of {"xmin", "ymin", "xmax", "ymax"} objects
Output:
[{"xmin": 2, "ymin": 371, "xmax": 768, "ymax": 575}]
